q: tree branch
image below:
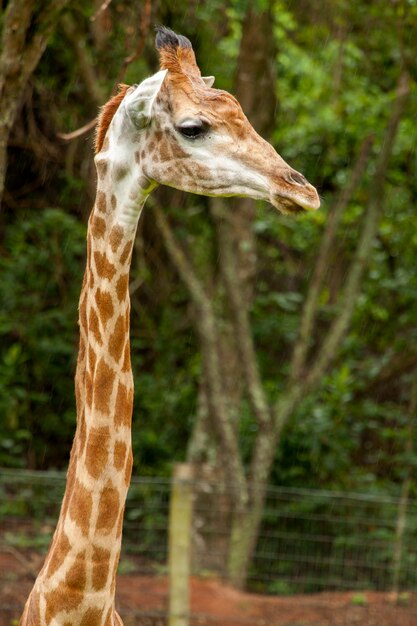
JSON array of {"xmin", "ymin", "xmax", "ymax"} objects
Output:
[
  {"xmin": 113, "ymin": 0, "xmax": 152, "ymax": 88},
  {"xmin": 305, "ymin": 71, "xmax": 410, "ymax": 390},
  {"xmin": 360, "ymin": 348, "xmax": 417, "ymax": 399},
  {"xmin": 0, "ymin": 0, "xmax": 36, "ymax": 97},
  {"xmin": 61, "ymin": 13, "xmax": 106, "ymax": 107},
  {"xmin": 153, "ymin": 204, "xmax": 248, "ymax": 508},
  {"xmin": 58, "ymin": 0, "xmax": 152, "ymax": 142},
  {"xmin": 91, "ymin": 0, "xmax": 113, "ymax": 22},
  {"xmin": 20, "ymin": 0, "xmax": 73, "ymax": 80},
  {"xmin": 0, "ymin": 0, "xmax": 72, "ymax": 204},
  {"xmin": 212, "ymin": 199, "xmax": 272, "ymax": 430},
  {"xmin": 290, "ymin": 133, "xmax": 375, "ymax": 382}
]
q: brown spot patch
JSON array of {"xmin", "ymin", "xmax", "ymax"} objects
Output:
[
  {"xmin": 115, "ymin": 274, "xmax": 129, "ymax": 302},
  {"xmin": 96, "ymin": 190, "xmax": 107, "ymax": 213},
  {"xmin": 80, "ymin": 607, "xmax": 103, "ymax": 626},
  {"xmin": 171, "ymin": 139, "xmax": 187, "ymax": 159},
  {"xmin": 135, "ymin": 151, "xmax": 141, "ymax": 163},
  {"xmin": 116, "ymin": 509, "xmax": 125, "ymax": 538},
  {"xmin": 96, "ymin": 481, "xmax": 120, "ymax": 534},
  {"xmin": 111, "ymin": 194, "xmax": 117, "ymax": 211},
  {"xmin": 93, "ymin": 358, "xmax": 115, "ymax": 415},
  {"xmin": 65, "ymin": 551, "xmax": 87, "ymax": 588},
  {"xmin": 87, "ymin": 236, "xmax": 92, "ymax": 265},
  {"xmin": 85, "ymin": 426, "xmax": 110, "ymax": 479},
  {"xmin": 120, "ymin": 241, "xmax": 133, "ymax": 264},
  {"xmin": 119, "ymin": 241, "xmax": 133, "ymax": 265},
  {"xmin": 46, "ymin": 532, "xmax": 71, "ymax": 577},
  {"xmin": 114, "ymin": 164, "xmax": 129, "ymax": 181},
  {"xmin": 124, "ymin": 449, "xmax": 133, "ymax": 486},
  {"xmin": 88, "ymin": 306, "xmax": 102, "ymax": 346},
  {"xmin": 114, "ymin": 440, "xmax": 127, "ymax": 471},
  {"xmin": 94, "ymin": 288, "xmax": 114, "ymax": 327},
  {"xmin": 115, "ymin": 382, "xmax": 133, "ymax": 428},
  {"xmin": 77, "ymin": 335, "xmax": 86, "ymax": 364},
  {"xmin": 158, "ymin": 138, "xmax": 173, "ymax": 162},
  {"xmin": 94, "ymin": 251, "xmax": 117, "ymax": 281},
  {"xmin": 92, "ymin": 545, "xmax": 111, "ymax": 590},
  {"xmin": 109, "ymin": 314, "xmax": 127, "ymax": 363},
  {"xmin": 96, "ymin": 158, "xmax": 108, "ymax": 180},
  {"xmin": 88, "ymin": 344, "xmax": 97, "ymax": 374},
  {"xmin": 110, "ymin": 224, "xmax": 124, "ymax": 253},
  {"xmin": 68, "ymin": 479, "xmax": 93, "ymax": 535},
  {"xmin": 91, "ymin": 215, "xmax": 107, "ymax": 239},
  {"xmin": 45, "ymin": 586, "xmax": 83, "ymax": 624}
]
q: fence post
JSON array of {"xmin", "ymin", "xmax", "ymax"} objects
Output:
[{"xmin": 169, "ymin": 463, "xmax": 194, "ymax": 626}]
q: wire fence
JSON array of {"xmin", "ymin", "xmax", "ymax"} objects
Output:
[{"xmin": 1, "ymin": 468, "xmax": 416, "ymax": 624}]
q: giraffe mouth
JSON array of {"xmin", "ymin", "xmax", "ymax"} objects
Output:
[
  {"xmin": 271, "ymin": 195, "xmax": 316, "ymax": 215},
  {"xmin": 269, "ymin": 169, "xmax": 321, "ymax": 214}
]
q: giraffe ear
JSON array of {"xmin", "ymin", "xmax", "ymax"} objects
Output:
[
  {"xmin": 202, "ymin": 76, "xmax": 215, "ymax": 88},
  {"xmin": 123, "ymin": 69, "xmax": 168, "ymax": 129}
]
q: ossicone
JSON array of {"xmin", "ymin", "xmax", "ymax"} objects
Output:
[
  {"xmin": 155, "ymin": 26, "xmax": 192, "ymax": 51},
  {"xmin": 154, "ymin": 25, "xmax": 200, "ymax": 79}
]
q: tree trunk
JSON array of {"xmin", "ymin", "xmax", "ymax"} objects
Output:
[
  {"xmin": 392, "ymin": 368, "xmax": 417, "ymax": 596},
  {"xmin": 0, "ymin": 0, "xmax": 72, "ymax": 205},
  {"xmin": 198, "ymin": 2, "xmax": 278, "ymax": 585},
  {"xmin": 228, "ymin": 384, "xmax": 302, "ymax": 587}
]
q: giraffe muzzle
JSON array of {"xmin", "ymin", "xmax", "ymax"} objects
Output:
[{"xmin": 270, "ymin": 168, "xmax": 321, "ymax": 214}]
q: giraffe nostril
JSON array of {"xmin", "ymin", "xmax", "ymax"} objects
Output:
[{"xmin": 288, "ymin": 171, "xmax": 308, "ymax": 186}]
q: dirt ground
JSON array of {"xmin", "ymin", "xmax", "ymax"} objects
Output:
[{"xmin": 1, "ymin": 550, "xmax": 416, "ymax": 626}]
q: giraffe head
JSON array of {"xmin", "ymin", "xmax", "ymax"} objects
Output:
[{"xmin": 95, "ymin": 26, "xmax": 320, "ymax": 216}]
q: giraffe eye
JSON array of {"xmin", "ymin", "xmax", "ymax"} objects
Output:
[{"xmin": 177, "ymin": 120, "xmax": 208, "ymax": 139}]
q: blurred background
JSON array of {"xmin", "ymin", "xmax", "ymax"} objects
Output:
[{"xmin": 0, "ymin": 0, "xmax": 417, "ymax": 623}]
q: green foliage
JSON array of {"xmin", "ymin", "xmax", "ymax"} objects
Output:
[
  {"xmin": 0, "ymin": 209, "xmax": 85, "ymax": 467},
  {"xmin": 1, "ymin": 0, "xmax": 417, "ymax": 500}
]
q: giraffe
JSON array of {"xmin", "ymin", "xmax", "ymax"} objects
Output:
[{"xmin": 20, "ymin": 26, "xmax": 319, "ymax": 626}]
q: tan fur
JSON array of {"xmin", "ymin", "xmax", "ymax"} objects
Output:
[{"xmin": 159, "ymin": 42, "xmax": 201, "ymax": 81}]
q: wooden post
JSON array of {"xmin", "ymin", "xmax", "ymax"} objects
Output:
[{"xmin": 169, "ymin": 463, "xmax": 194, "ymax": 626}]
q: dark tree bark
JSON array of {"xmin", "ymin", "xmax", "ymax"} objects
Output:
[{"xmin": 0, "ymin": 0, "xmax": 72, "ymax": 205}]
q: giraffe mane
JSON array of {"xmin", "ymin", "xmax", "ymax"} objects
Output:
[{"xmin": 95, "ymin": 84, "xmax": 130, "ymax": 153}]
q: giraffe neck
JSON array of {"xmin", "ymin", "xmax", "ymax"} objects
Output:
[{"xmin": 22, "ymin": 177, "xmax": 149, "ymax": 625}]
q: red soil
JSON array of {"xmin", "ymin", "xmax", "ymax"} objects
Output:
[{"xmin": 1, "ymin": 551, "xmax": 416, "ymax": 625}]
